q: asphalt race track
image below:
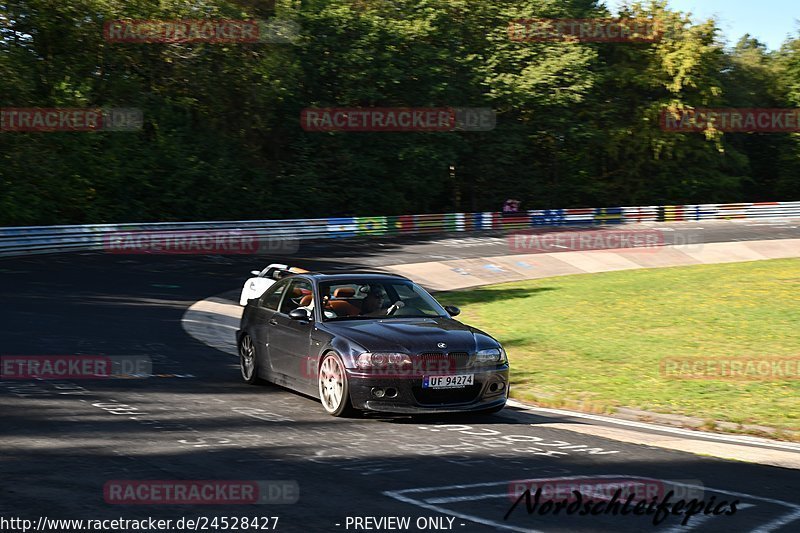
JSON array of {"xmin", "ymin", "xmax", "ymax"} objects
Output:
[{"xmin": 1, "ymin": 220, "xmax": 799, "ymax": 533}]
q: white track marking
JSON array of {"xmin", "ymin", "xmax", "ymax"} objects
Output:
[
  {"xmin": 425, "ymin": 493, "xmax": 508, "ymax": 505},
  {"xmin": 752, "ymin": 508, "xmax": 800, "ymax": 533},
  {"xmin": 385, "ymin": 487, "xmax": 541, "ymax": 533},
  {"xmin": 507, "ymin": 401, "xmax": 800, "ymax": 452}
]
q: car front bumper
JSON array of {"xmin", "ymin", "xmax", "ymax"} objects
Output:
[{"xmin": 346, "ymin": 365, "xmax": 510, "ymax": 413}]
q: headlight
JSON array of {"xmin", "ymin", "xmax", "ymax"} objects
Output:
[
  {"xmin": 475, "ymin": 347, "xmax": 506, "ymax": 364},
  {"xmin": 356, "ymin": 352, "xmax": 412, "ymax": 370}
]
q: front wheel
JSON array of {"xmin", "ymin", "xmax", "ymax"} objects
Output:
[{"xmin": 318, "ymin": 353, "xmax": 354, "ymax": 417}]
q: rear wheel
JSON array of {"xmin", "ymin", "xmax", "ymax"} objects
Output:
[
  {"xmin": 318, "ymin": 353, "xmax": 354, "ymax": 417},
  {"xmin": 239, "ymin": 334, "xmax": 260, "ymax": 384}
]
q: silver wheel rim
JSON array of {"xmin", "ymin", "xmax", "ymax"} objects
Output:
[
  {"xmin": 240, "ymin": 335, "xmax": 255, "ymax": 381},
  {"xmin": 319, "ymin": 355, "xmax": 344, "ymax": 412}
]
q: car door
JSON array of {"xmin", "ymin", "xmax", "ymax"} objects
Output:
[
  {"xmin": 250, "ymin": 279, "xmax": 291, "ymax": 377},
  {"xmin": 267, "ymin": 278, "xmax": 315, "ymax": 384}
]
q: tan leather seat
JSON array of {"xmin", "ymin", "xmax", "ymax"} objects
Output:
[
  {"xmin": 325, "ymin": 299, "xmax": 360, "ymax": 317},
  {"xmin": 324, "ymin": 287, "xmax": 360, "ymax": 316},
  {"xmin": 333, "ymin": 287, "xmax": 356, "ymax": 298},
  {"xmin": 299, "ymin": 294, "xmax": 313, "ymax": 307}
]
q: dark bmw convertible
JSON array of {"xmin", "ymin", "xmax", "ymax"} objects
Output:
[{"xmin": 235, "ymin": 271, "xmax": 509, "ymax": 416}]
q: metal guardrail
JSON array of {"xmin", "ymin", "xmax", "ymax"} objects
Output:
[{"xmin": 1, "ymin": 201, "xmax": 799, "ymax": 257}]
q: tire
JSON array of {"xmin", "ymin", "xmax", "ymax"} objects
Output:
[
  {"xmin": 239, "ymin": 333, "xmax": 261, "ymax": 385},
  {"xmin": 318, "ymin": 352, "xmax": 354, "ymax": 417}
]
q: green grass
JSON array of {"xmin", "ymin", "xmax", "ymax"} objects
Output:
[{"xmin": 438, "ymin": 259, "xmax": 800, "ymax": 437}]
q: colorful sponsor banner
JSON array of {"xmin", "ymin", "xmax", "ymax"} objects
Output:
[
  {"xmin": 594, "ymin": 207, "xmax": 624, "ymax": 225},
  {"xmin": 718, "ymin": 203, "xmax": 749, "ymax": 219},
  {"xmin": 622, "ymin": 206, "xmax": 658, "ymax": 223},
  {"xmin": 326, "ymin": 218, "xmax": 357, "ymax": 238},
  {"xmin": 500, "ymin": 214, "xmax": 530, "ymax": 230},
  {"xmin": 384, "ymin": 216, "xmax": 399, "ymax": 235},
  {"xmin": 448, "ymin": 212, "xmax": 466, "ymax": 232},
  {"xmin": 746, "ymin": 202, "xmax": 784, "ymax": 218},
  {"xmin": 475, "ymin": 212, "xmax": 492, "ymax": 230},
  {"xmin": 356, "ymin": 216, "xmax": 387, "ymax": 236},
  {"xmin": 532, "ymin": 209, "xmax": 566, "ymax": 226},
  {"xmin": 415, "ymin": 214, "xmax": 446, "ymax": 232},
  {"xmin": 509, "ymin": 18, "xmax": 662, "ymax": 43},
  {"xmin": 677, "ymin": 205, "xmax": 717, "ymax": 221},
  {"xmin": 444, "ymin": 212, "xmax": 461, "ymax": 232},
  {"xmin": 563, "ymin": 208, "xmax": 596, "ymax": 226},
  {"xmin": 663, "ymin": 206, "xmax": 686, "ymax": 222},
  {"xmin": 697, "ymin": 205, "xmax": 720, "ymax": 220},
  {"xmin": 385, "ymin": 215, "xmax": 415, "ymax": 234},
  {"xmin": 661, "ymin": 108, "xmax": 800, "ymax": 132},
  {"xmin": 458, "ymin": 213, "xmax": 477, "ymax": 233},
  {"xmin": 662, "ymin": 204, "xmax": 718, "ymax": 221}
]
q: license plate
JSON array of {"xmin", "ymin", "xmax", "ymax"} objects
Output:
[{"xmin": 423, "ymin": 374, "xmax": 474, "ymax": 389}]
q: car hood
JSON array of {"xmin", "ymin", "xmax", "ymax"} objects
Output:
[{"xmin": 323, "ymin": 316, "xmax": 498, "ymax": 354}]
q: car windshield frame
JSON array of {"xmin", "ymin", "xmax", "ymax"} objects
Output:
[{"xmin": 318, "ymin": 278, "xmax": 449, "ymax": 322}]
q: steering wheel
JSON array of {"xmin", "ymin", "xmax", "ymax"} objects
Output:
[{"xmin": 386, "ymin": 301, "xmax": 405, "ymax": 316}]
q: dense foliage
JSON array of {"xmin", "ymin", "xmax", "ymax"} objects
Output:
[{"xmin": 1, "ymin": 0, "xmax": 798, "ymax": 225}]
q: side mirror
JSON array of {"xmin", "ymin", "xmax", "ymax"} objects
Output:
[
  {"xmin": 251, "ymin": 270, "xmax": 261, "ymax": 276},
  {"xmin": 289, "ymin": 308, "xmax": 311, "ymax": 321},
  {"xmin": 444, "ymin": 305, "xmax": 461, "ymax": 317}
]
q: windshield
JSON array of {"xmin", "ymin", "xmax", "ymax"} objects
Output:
[{"xmin": 319, "ymin": 279, "xmax": 447, "ymax": 321}]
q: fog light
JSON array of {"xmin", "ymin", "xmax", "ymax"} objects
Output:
[
  {"xmin": 373, "ymin": 388, "xmax": 386, "ymax": 398},
  {"xmin": 385, "ymin": 388, "xmax": 398, "ymax": 398},
  {"xmin": 488, "ymin": 382, "xmax": 505, "ymax": 393}
]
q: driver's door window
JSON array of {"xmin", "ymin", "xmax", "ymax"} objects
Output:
[
  {"xmin": 260, "ymin": 280, "xmax": 289, "ymax": 311},
  {"xmin": 279, "ymin": 280, "xmax": 313, "ymax": 315}
]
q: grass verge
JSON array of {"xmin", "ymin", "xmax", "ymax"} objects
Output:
[{"xmin": 438, "ymin": 258, "xmax": 800, "ymax": 439}]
